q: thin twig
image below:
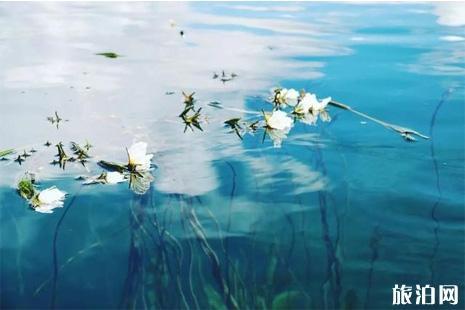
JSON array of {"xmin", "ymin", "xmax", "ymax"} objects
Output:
[{"xmin": 329, "ymin": 100, "xmax": 429, "ymax": 140}]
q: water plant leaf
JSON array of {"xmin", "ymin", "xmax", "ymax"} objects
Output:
[
  {"xmin": 343, "ymin": 289, "xmax": 359, "ymax": 310},
  {"xmin": 55, "ymin": 142, "xmax": 68, "ymax": 169},
  {"xmin": 17, "ymin": 175, "xmax": 36, "ymax": 200},
  {"xmin": 271, "ymin": 290, "xmax": 311, "ymax": 310},
  {"xmin": 208, "ymin": 101, "xmax": 223, "ymax": 109},
  {"xmin": 96, "ymin": 52, "xmax": 120, "ymax": 58},
  {"xmin": 181, "ymin": 107, "xmax": 203, "ymax": 132},
  {"xmin": 0, "ymin": 149, "xmax": 14, "ymax": 158},
  {"xmin": 47, "ymin": 111, "xmax": 64, "ymax": 129},
  {"xmin": 98, "ymin": 160, "xmax": 127, "ymax": 173},
  {"xmin": 182, "ymin": 91, "xmax": 195, "ymax": 107},
  {"xmin": 224, "ymin": 118, "xmax": 243, "ymax": 140},
  {"xmin": 70, "ymin": 142, "xmax": 90, "ymax": 159},
  {"xmin": 14, "ymin": 155, "xmax": 24, "ymax": 165},
  {"xmin": 204, "ymin": 284, "xmax": 226, "ymax": 310}
]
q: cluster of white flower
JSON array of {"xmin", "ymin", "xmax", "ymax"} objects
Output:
[
  {"xmin": 17, "ymin": 142, "xmax": 155, "ymax": 213},
  {"xmin": 263, "ymin": 88, "xmax": 332, "ymax": 147},
  {"xmin": 34, "ymin": 186, "xmax": 67, "ymax": 213}
]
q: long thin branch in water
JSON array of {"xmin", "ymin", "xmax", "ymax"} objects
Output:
[
  {"xmin": 50, "ymin": 186, "xmax": 82, "ymax": 309},
  {"xmin": 329, "ymin": 100, "xmax": 429, "ymax": 141},
  {"xmin": 428, "ymin": 89, "xmax": 452, "ymax": 284}
]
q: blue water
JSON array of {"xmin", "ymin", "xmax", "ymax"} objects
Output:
[{"xmin": 1, "ymin": 2, "xmax": 464, "ymax": 309}]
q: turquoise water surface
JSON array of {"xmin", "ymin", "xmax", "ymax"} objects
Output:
[{"xmin": 1, "ymin": 2, "xmax": 464, "ymax": 309}]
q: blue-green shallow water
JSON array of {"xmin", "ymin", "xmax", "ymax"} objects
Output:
[{"xmin": 1, "ymin": 2, "xmax": 464, "ymax": 309}]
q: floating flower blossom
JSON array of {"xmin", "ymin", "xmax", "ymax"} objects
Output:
[
  {"xmin": 34, "ymin": 186, "xmax": 66, "ymax": 213},
  {"xmin": 265, "ymin": 110, "xmax": 293, "ymax": 131},
  {"xmin": 271, "ymin": 88, "xmax": 300, "ymax": 108},
  {"xmin": 293, "ymin": 93, "xmax": 317, "ymax": 115},
  {"xmin": 311, "ymin": 95, "xmax": 332, "ymax": 113},
  {"xmin": 282, "ymin": 88, "xmax": 299, "ymax": 106},
  {"xmin": 127, "ymin": 142, "xmax": 153, "ymax": 171}
]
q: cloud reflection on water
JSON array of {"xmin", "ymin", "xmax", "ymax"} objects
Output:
[{"xmin": 2, "ymin": 2, "xmax": 458, "ymax": 197}]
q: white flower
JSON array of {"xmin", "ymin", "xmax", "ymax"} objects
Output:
[
  {"xmin": 294, "ymin": 93, "xmax": 318, "ymax": 114},
  {"xmin": 284, "ymin": 88, "xmax": 299, "ymax": 106},
  {"xmin": 271, "ymin": 88, "xmax": 299, "ymax": 107},
  {"xmin": 105, "ymin": 171, "xmax": 126, "ymax": 184},
  {"xmin": 35, "ymin": 186, "xmax": 66, "ymax": 213},
  {"xmin": 127, "ymin": 142, "xmax": 153, "ymax": 171},
  {"xmin": 265, "ymin": 110, "xmax": 293, "ymax": 131},
  {"xmin": 311, "ymin": 96, "xmax": 332, "ymax": 112}
]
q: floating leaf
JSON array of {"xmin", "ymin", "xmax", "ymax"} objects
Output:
[
  {"xmin": 14, "ymin": 155, "xmax": 25, "ymax": 165},
  {"xmin": 17, "ymin": 174, "xmax": 36, "ymax": 200},
  {"xmin": 181, "ymin": 107, "xmax": 203, "ymax": 132},
  {"xmin": 96, "ymin": 52, "xmax": 120, "ymax": 58},
  {"xmin": 182, "ymin": 91, "xmax": 196, "ymax": 108},
  {"xmin": 208, "ymin": 101, "xmax": 223, "ymax": 109},
  {"xmin": 70, "ymin": 142, "xmax": 90, "ymax": 159},
  {"xmin": 98, "ymin": 160, "xmax": 127, "ymax": 173},
  {"xmin": 224, "ymin": 118, "xmax": 243, "ymax": 140},
  {"xmin": 0, "ymin": 149, "xmax": 14, "ymax": 158},
  {"xmin": 54, "ymin": 142, "xmax": 69, "ymax": 169}
]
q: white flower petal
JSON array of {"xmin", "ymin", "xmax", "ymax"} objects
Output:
[
  {"xmin": 105, "ymin": 172, "xmax": 126, "ymax": 184},
  {"xmin": 295, "ymin": 93, "xmax": 318, "ymax": 114},
  {"xmin": 128, "ymin": 142, "xmax": 153, "ymax": 171},
  {"xmin": 38, "ymin": 187, "xmax": 66, "ymax": 205},
  {"xmin": 285, "ymin": 88, "xmax": 299, "ymax": 106},
  {"xmin": 35, "ymin": 201, "xmax": 64, "ymax": 213},
  {"xmin": 266, "ymin": 110, "xmax": 293, "ymax": 130},
  {"xmin": 313, "ymin": 96, "xmax": 331, "ymax": 111}
]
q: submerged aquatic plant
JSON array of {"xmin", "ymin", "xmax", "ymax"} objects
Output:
[{"xmin": 17, "ymin": 173, "xmax": 67, "ymax": 214}]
